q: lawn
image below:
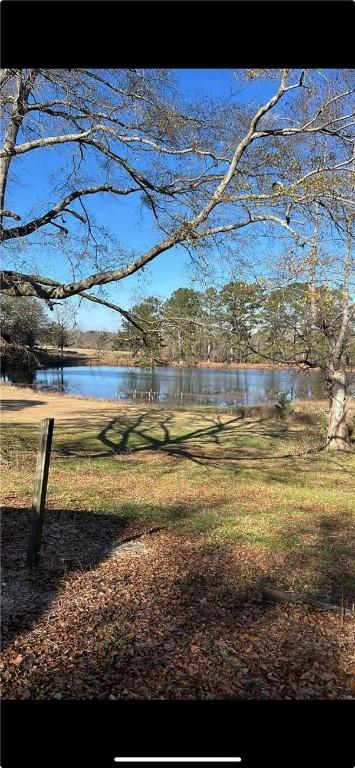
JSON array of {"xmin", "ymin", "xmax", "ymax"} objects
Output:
[{"xmin": 1, "ymin": 384, "xmax": 355, "ymax": 699}]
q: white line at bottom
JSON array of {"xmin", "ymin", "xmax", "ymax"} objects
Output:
[{"xmin": 114, "ymin": 760, "xmax": 242, "ymax": 764}]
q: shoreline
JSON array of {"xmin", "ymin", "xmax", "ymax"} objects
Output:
[
  {"xmin": 37, "ymin": 351, "xmax": 355, "ymax": 373},
  {"xmin": 35, "ymin": 351, "xmax": 323, "ymax": 371},
  {"xmin": 2, "ymin": 380, "xmax": 355, "ymax": 430}
]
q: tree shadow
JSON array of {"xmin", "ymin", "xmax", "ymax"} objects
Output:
[
  {"xmin": 0, "ymin": 399, "xmax": 47, "ymax": 411},
  {"xmin": 93, "ymin": 410, "xmax": 327, "ymax": 466},
  {"xmin": 1, "ymin": 506, "xmax": 130, "ymax": 648},
  {"xmin": 1, "ymin": 497, "xmax": 222, "ymax": 649},
  {"xmin": 289, "ymin": 510, "xmax": 355, "ymax": 604},
  {"xmin": 53, "ymin": 410, "xmax": 308, "ymax": 469}
]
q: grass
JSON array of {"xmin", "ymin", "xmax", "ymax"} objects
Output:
[{"xmin": 2, "ymin": 397, "xmax": 354, "ymax": 600}]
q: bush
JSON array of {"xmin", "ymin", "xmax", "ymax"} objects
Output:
[
  {"xmin": 275, "ymin": 391, "xmax": 291, "ymax": 419},
  {"xmin": 318, "ymin": 413, "xmax": 329, "ymax": 436}
]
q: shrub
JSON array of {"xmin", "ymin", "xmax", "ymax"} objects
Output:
[{"xmin": 275, "ymin": 391, "xmax": 291, "ymax": 419}]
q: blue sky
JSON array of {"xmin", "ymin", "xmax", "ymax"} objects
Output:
[{"xmin": 5, "ymin": 70, "xmax": 286, "ymax": 331}]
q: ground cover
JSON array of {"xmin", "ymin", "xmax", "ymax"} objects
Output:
[{"xmin": 1, "ymin": 383, "xmax": 354, "ymax": 699}]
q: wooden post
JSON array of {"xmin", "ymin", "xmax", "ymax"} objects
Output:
[{"xmin": 26, "ymin": 418, "xmax": 54, "ymax": 568}]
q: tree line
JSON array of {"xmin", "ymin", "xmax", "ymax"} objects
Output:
[
  {"xmin": 113, "ymin": 282, "xmax": 355, "ymax": 371},
  {"xmin": 3, "ymin": 280, "xmax": 354, "ymax": 372}
]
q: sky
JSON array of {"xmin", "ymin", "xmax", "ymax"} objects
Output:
[{"xmin": 4, "ymin": 69, "xmax": 294, "ymax": 331}]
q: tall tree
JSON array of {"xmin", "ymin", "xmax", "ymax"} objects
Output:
[
  {"xmin": 220, "ymin": 281, "xmax": 262, "ymax": 363},
  {"xmin": 164, "ymin": 288, "xmax": 202, "ymax": 364},
  {"xmin": 200, "ymin": 288, "xmax": 223, "ymax": 362},
  {"xmin": 114, "ymin": 296, "xmax": 164, "ymax": 365},
  {"xmin": 1, "ymin": 294, "xmax": 48, "ymax": 349}
]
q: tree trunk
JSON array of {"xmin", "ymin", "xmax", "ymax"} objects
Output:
[
  {"xmin": 326, "ymin": 368, "xmax": 352, "ymax": 452},
  {"xmin": 178, "ymin": 330, "xmax": 184, "ymax": 365}
]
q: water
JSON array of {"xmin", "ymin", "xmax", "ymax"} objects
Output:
[{"xmin": 4, "ymin": 364, "xmax": 345, "ymax": 406}]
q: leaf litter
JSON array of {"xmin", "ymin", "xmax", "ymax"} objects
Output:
[{"xmin": 1, "ymin": 527, "xmax": 354, "ymax": 700}]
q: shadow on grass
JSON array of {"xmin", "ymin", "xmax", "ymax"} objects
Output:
[
  {"xmin": 3, "ymin": 405, "xmax": 345, "ymax": 471},
  {"xmin": 0, "ymin": 399, "xmax": 47, "ymax": 412},
  {"xmin": 90, "ymin": 411, "xmax": 352, "ymax": 477},
  {"xmin": 46, "ymin": 409, "xmax": 323, "ymax": 467}
]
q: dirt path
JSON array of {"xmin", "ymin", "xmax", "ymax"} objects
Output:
[{"xmin": 0, "ymin": 382, "xmax": 141, "ymax": 425}]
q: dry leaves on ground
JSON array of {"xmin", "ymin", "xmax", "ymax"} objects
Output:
[{"xmin": 2, "ymin": 526, "xmax": 354, "ymax": 700}]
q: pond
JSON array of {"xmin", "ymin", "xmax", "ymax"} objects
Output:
[{"xmin": 4, "ymin": 364, "xmax": 349, "ymax": 406}]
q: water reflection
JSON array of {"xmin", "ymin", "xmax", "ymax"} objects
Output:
[
  {"xmin": 4, "ymin": 367, "xmax": 36, "ymax": 386},
  {"xmin": 4, "ymin": 364, "xmax": 348, "ymax": 406}
]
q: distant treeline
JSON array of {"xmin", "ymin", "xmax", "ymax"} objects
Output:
[
  {"xmin": 113, "ymin": 283, "xmax": 355, "ymax": 367},
  {"xmin": 68, "ymin": 329, "xmax": 117, "ymax": 350}
]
